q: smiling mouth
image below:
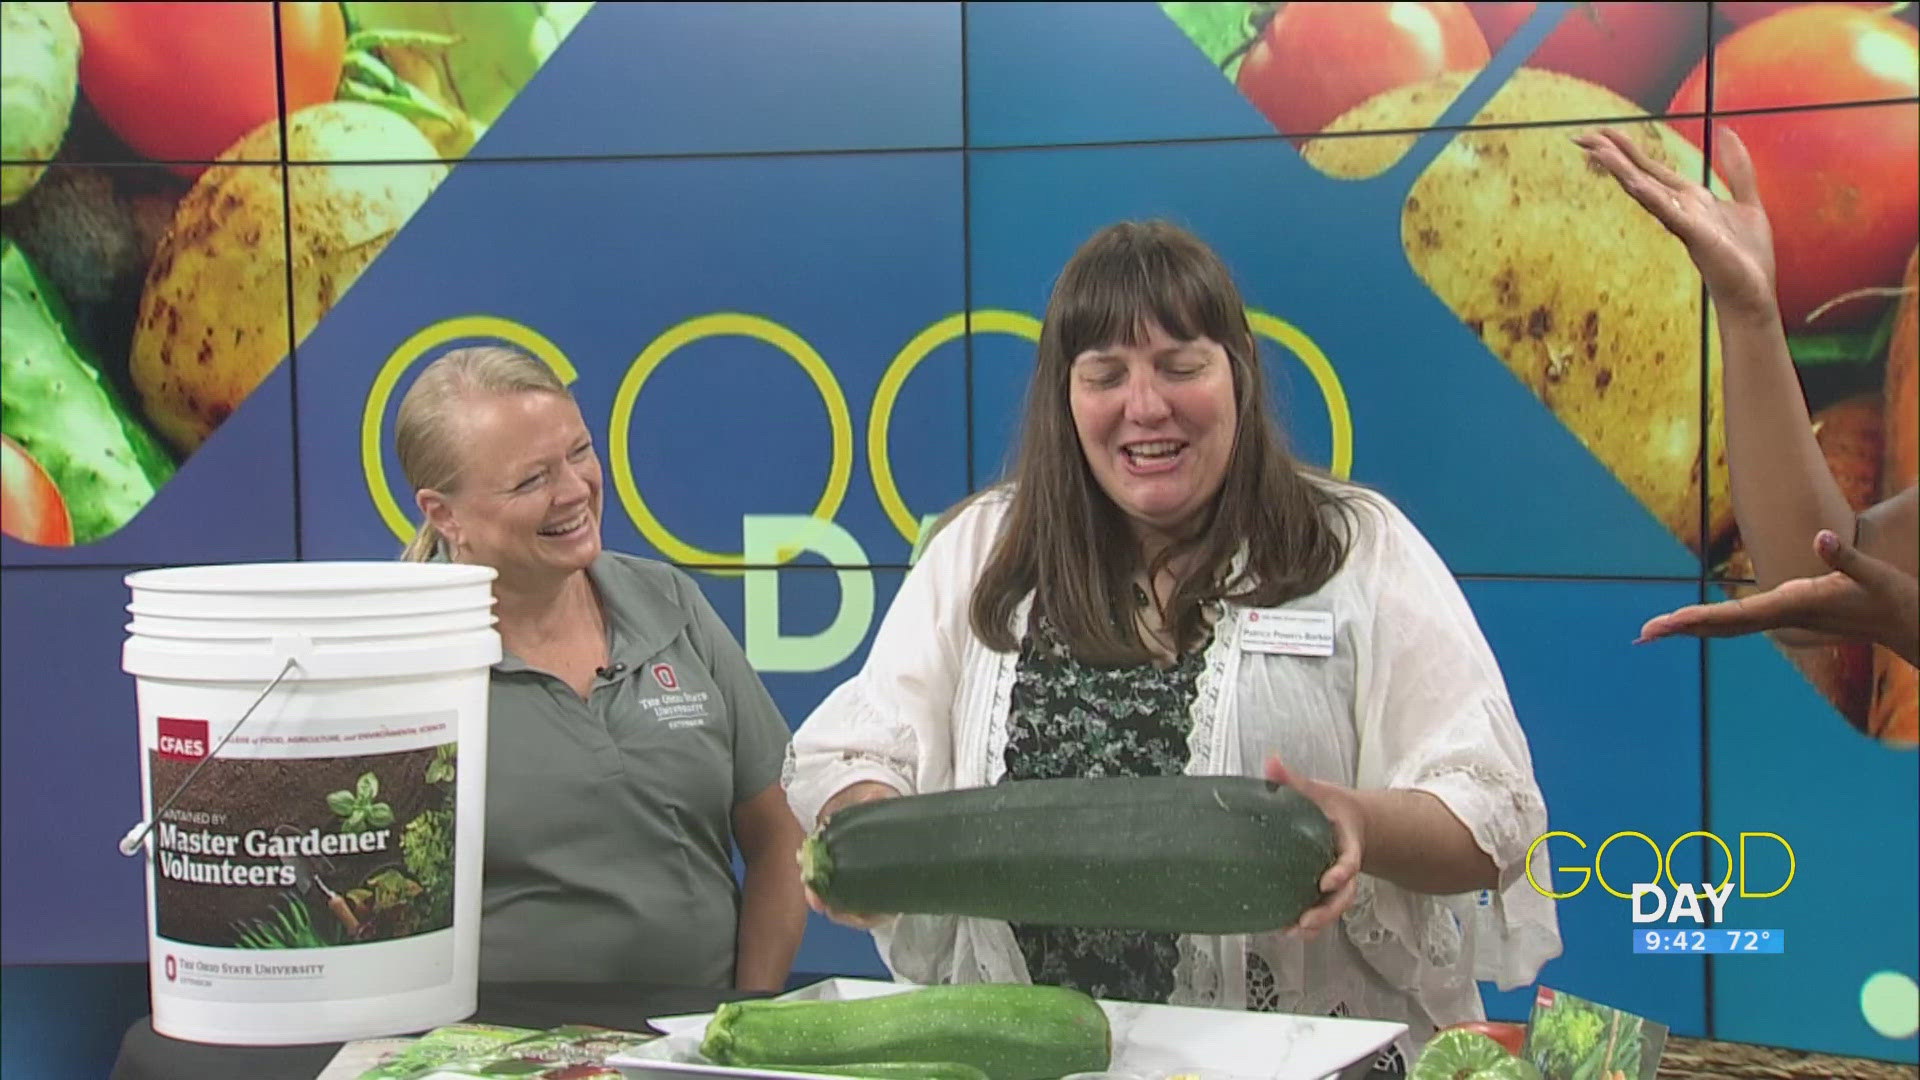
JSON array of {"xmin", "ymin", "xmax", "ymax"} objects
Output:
[
  {"xmin": 1121, "ymin": 440, "xmax": 1186, "ymax": 469},
  {"xmin": 537, "ymin": 511, "xmax": 591, "ymax": 538}
]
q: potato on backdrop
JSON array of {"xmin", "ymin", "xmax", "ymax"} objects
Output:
[
  {"xmin": 1303, "ymin": 69, "xmax": 1731, "ymax": 554},
  {"xmin": 130, "ymin": 102, "xmax": 446, "ymax": 453}
]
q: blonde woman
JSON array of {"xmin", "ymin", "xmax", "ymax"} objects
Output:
[{"xmin": 395, "ymin": 346, "xmax": 807, "ymax": 990}]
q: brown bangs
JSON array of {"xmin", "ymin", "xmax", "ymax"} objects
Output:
[{"xmin": 1048, "ymin": 223, "xmax": 1250, "ymax": 366}]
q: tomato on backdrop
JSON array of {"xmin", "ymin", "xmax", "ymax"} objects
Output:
[
  {"xmin": 1438, "ymin": 1020, "xmax": 1527, "ymax": 1057},
  {"xmin": 1466, "ymin": 2, "xmax": 1705, "ymax": 111},
  {"xmin": 1670, "ymin": 6, "xmax": 1920, "ymax": 330},
  {"xmin": 1717, "ymin": 3, "xmax": 1891, "ymax": 30},
  {"xmin": 1237, "ymin": 2, "xmax": 1490, "ymax": 137},
  {"xmin": 70, "ymin": 2, "xmax": 346, "ymax": 177},
  {"xmin": 1, "ymin": 435, "xmax": 74, "ymax": 547}
]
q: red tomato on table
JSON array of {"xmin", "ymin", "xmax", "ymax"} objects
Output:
[
  {"xmin": 1466, "ymin": 2, "xmax": 1705, "ymax": 111},
  {"xmin": 1670, "ymin": 6, "xmax": 1920, "ymax": 330},
  {"xmin": 1, "ymin": 436, "xmax": 73, "ymax": 547},
  {"xmin": 70, "ymin": 2, "xmax": 345, "ymax": 177},
  {"xmin": 1237, "ymin": 2, "xmax": 1490, "ymax": 137}
]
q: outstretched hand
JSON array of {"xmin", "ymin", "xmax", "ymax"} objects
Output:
[
  {"xmin": 1263, "ymin": 755, "xmax": 1363, "ymax": 939},
  {"xmin": 1573, "ymin": 125, "xmax": 1779, "ymax": 321},
  {"xmin": 1639, "ymin": 530, "xmax": 1920, "ymax": 667}
]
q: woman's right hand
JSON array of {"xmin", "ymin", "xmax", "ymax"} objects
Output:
[
  {"xmin": 1638, "ymin": 527, "xmax": 1920, "ymax": 667},
  {"xmin": 801, "ymin": 781, "xmax": 901, "ymax": 930},
  {"xmin": 1573, "ymin": 125, "xmax": 1779, "ymax": 322}
]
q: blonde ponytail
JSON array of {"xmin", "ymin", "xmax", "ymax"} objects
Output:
[{"xmin": 401, "ymin": 522, "xmax": 445, "ymax": 563}]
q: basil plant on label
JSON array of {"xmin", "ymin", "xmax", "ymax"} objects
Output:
[{"xmin": 329, "ymin": 772, "xmax": 394, "ymax": 834}]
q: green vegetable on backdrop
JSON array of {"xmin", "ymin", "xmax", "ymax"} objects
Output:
[
  {"xmin": 0, "ymin": 2, "xmax": 80, "ymax": 206},
  {"xmin": 1156, "ymin": 2, "xmax": 1262, "ymax": 81},
  {"xmin": 0, "ymin": 237, "xmax": 173, "ymax": 543},
  {"xmin": 0, "ymin": 1, "xmax": 590, "ymax": 546},
  {"xmin": 342, "ymin": 2, "xmax": 595, "ymax": 156}
]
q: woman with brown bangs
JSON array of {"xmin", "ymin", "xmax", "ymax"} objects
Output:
[{"xmin": 783, "ymin": 220, "xmax": 1560, "ymax": 1064}]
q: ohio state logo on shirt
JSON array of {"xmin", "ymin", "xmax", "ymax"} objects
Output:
[{"xmin": 651, "ymin": 663, "xmax": 678, "ymax": 690}]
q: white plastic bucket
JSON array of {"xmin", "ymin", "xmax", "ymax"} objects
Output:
[{"xmin": 121, "ymin": 561, "xmax": 500, "ymax": 1046}]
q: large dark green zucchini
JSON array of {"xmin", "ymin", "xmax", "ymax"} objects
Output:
[
  {"xmin": 699, "ymin": 984, "xmax": 1109, "ymax": 1080},
  {"xmin": 800, "ymin": 774, "xmax": 1336, "ymax": 934}
]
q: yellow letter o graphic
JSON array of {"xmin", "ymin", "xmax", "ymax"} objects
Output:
[{"xmin": 610, "ymin": 313, "xmax": 854, "ymax": 567}]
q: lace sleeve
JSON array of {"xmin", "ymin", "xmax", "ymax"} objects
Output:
[
  {"xmin": 784, "ymin": 493, "xmax": 1008, "ymax": 829},
  {"xmin": 783, "ymin": 678, "xmax": 919, "ymax": 827},
  {"xmin": 1397, "ymin": 698, "xmax": 1548, "ymax": 890},
  {"xmin": 1343, "ymin": 493, "xmax": 1563, "ymax": 992}
]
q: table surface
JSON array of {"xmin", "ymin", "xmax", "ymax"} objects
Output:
[
  {"xmin": 110, "ymin": 981, "xmax": 761, "ymax": 1080},
  {"xmin": 107, "ymin": 983, "xmax": 1920, "ymax": 1080}
]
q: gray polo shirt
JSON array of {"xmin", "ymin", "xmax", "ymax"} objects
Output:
[{"xmin": 477, "ymin": 551, "xmax": 790, "ymax": 986}]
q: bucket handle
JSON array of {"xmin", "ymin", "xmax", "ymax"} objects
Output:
[{"xmin": 116, "ymin": 635, "xmax": 311, "ymax": 858}]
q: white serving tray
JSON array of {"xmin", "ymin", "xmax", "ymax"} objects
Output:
[{"xmin": 608, "ymin": 977, "xmax": 1405, "ymax": 1080}]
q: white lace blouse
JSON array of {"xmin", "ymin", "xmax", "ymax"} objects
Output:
[{"xmin": 782, "ymin": 482, "xmax": 1562, "ymax": 1058}]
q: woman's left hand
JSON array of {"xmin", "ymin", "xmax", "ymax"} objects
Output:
[{"xmin": 1263, "ymin": 755, "xmax": 1364, "ymax": 939}]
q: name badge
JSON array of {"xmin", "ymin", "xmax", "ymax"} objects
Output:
[{"xmin": 1239, "ymin": 608, "xmax": 1335, "ymax": 657}]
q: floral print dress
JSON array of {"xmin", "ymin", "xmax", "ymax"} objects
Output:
[
  {"xmin": 999, "ymin": 609, "xmax": 1411, "ymax": 1075},
  {"xmin": 999, "ymin": 609, "xmax": 1212, "ymax": 1004}
]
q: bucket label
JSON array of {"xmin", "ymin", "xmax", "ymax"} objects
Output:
[
  {"xmin": 157, "ymin": 717, "xmax": 211, "ymax": 761},
  {"xmin": 147, "ymin": 710, "xmax": 460, "ymax": 1002}
]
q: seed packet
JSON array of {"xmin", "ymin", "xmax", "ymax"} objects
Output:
[
  {"xmin": 407, "ymin": 1024, "xmax": 661, "ymax": 1079},
  {"xmin": 319, "ymin": 1024, "xmax": 542, "ymax": 1080},
  {"xmin": 1521, "ymin": 986, "xmax": 1669, "ymax": 1080}
]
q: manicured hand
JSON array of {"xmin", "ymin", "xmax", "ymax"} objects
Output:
[
  {"xmin": 1573, "ymin": 124, "xmax": 1778, "ymax": 321},
  {"xmin": 1638, "ymin": 530, "xmax": 1920, "ymax": 667}
]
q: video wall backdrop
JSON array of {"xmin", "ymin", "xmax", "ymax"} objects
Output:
[{"xmin": 2, "ymin": 0, "xmax": 1916, "ymax": 1066}]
